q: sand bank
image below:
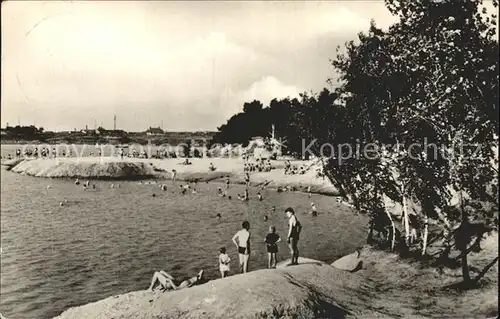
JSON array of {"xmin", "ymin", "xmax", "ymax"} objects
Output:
[
  {"xmin": 8, "ymin": 157, "xmax": 156, "ymax": 180},
  {"xmin": 4, "ymin": 157, "xmax": 338, "ymax": 195}
]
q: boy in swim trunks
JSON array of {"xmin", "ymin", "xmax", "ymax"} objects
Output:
[
  {"xmin": 232, "ymin": 221, "xmax": 251, "ymax": 273},
  {"xmin": 264, "ymin": 226, "xmax": 281, "ymax": 269}
]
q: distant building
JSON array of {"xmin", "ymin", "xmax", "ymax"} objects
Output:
[
  {"xmin": 96, "ymin": 127, "xmax": 126, "ymax": 137},
  {"xmin": 145, "ymin": 126, "xmax": 164, "ymax": 136}
]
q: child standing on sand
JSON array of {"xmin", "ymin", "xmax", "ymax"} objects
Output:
[
  {"xmin": 264, "ymin": 226, "xmax": 281, "ymax": 269},
  {"xmin": 218, "ymin": 247, "xmax": 231, "ymax": 278}
]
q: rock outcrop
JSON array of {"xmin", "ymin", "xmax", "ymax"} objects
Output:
[
  {"xmin": 54, "ymin": 259, "xmax": 356, "ymax": 319},
  {"xmin": 9, "ymin": 158, "xmax": 156, "ymax": 180}
]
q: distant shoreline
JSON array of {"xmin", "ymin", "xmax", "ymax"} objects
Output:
[{"xmin": 2, "ymin": 157, "xmax": 339, "ymax": 196}]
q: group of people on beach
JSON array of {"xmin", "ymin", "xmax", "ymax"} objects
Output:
[
  {"xmin": 5, "ymin": 147, "xmax": 72, "ymax": 159},
  {"xmin": 230, "ymin": 208, "xmax": 301, "ymax": 274},
  {"xmin": 284, "ymin": 160, "xmax": 307, "ymax": 175},
  {"xmin": 147, "ymin": 207, "xmax": 302, "ymax": 292},
  {"xmin": 244, "ymin": 158, "xmax": 273, "ymax": 173}
]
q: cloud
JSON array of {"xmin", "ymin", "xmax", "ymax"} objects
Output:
[
  {"xmin": 215, "ymin": 76, "xmax": 303, "ymax": 121},
  {"xmin": 241, "ymin": 76, "xmax": 302, "ymax": 104},
  {"xmin": 313, "ymin": 6, "xmax": 398, "ymax": 36},
  {"xmin": 1, "ymin": 1, "xmax": 399, "ymax": 131}
]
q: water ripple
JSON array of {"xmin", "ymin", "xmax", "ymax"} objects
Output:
[{"xmin": 1, "ymin": 170, "xmax": 368, "ymax": 319}]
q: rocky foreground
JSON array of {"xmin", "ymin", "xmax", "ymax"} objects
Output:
[{"xmin": 53, "ymin": 235, "xmax": 498, "ymax": 319}]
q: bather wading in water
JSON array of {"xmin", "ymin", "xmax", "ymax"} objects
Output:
[{"xmin": 147, "ymin": 270, "xmax": 204, "ymax": 292}]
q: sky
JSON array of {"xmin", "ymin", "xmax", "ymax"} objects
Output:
[{"xmin": 1, "ymin": 1, "xmax": 414, "ymax": 131}]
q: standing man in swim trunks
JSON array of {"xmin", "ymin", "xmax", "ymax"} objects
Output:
[
  {"xmin": 224, "ymin": 178, "xmax": 230, "ymax": 197},
  {"xmin": 285, "ymin": 207, "xmax": 300, "ymax": 265},
  {"xmin": 172, "ymin": 169, "xmax": 177, "ymax": 184},
  {"xmin": 245, "ymin": 173, "xmax": 250, "ymax": 188},
  {"xmin": 232, "ymin": 221, "xmax": 251, "ymax": 273}
]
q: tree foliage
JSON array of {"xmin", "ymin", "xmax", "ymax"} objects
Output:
[
  {"xmin": 318, "ymin": 0, "xmax": 498, "ymax": 282},
  {"xmin": 213, "ymin": 0, "xmax": 498, "ymax": 282}
]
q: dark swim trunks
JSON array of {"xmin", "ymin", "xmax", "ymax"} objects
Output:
[
  {"xmin": 238, "ymin": 246, "xmax": 250, "ymax": 255},
  {"xmin": 265, "ymin": 233, "xmax": 280, "ymax": 254},
  {"xmin": 267, "ymin": 245, "xmax": 278, "ymax": 253}
]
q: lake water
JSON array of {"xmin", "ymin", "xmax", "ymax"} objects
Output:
[{"xmin": 0, "ymin": 168, "xmax": 368, "ymax": 319}]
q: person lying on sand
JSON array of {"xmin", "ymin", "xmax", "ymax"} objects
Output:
[{"xmin": 147, "ymin": 270, "xmax": 204, "ymax": 292}]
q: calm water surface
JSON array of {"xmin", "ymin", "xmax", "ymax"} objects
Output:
[{"xmin": 1, "ymin": 169, "xmax": 368, "ymax": 319}]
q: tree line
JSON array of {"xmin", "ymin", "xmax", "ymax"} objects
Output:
[{"xmin": 214, "ymin": 0, "xmax": 499, "ymax": 285}]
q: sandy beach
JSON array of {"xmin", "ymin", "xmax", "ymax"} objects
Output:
[{"xmin": 3, "ymin": 156, "xmax": 338, "ymax": 196}]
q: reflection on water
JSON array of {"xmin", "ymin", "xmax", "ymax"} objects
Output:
[{"xmin": 0, "ymin": 170, "xmax": 368, "ymax": 319}]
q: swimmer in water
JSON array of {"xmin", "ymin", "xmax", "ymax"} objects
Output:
[
  {"xmin": 152, "ymin": 193, "xmax": 156, "ymax": 197},
  {"xmin": 216, "ymin": 213, "xmax": 222, "ymax": 220},
  {"xmin": 310, "ymin": 202, "xmax": 318, "ymax": 216},
  {"xmin": 75, "ymin": 178, "xmax": 80, "ymax": 185},
  {"xmin": 264, "ymin": 215, "xmax": 268, "ymax": 221},
  {"xmin": 272, "ymin": 206, "xmax": 276, "ymax": 213},
  {"xmin": 92, "ymin": 184, "xmax": 96, "ymax": 189},
  {"xmin": 180, "ymin": 185, "xmax": 187, "ymax": 195}
]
